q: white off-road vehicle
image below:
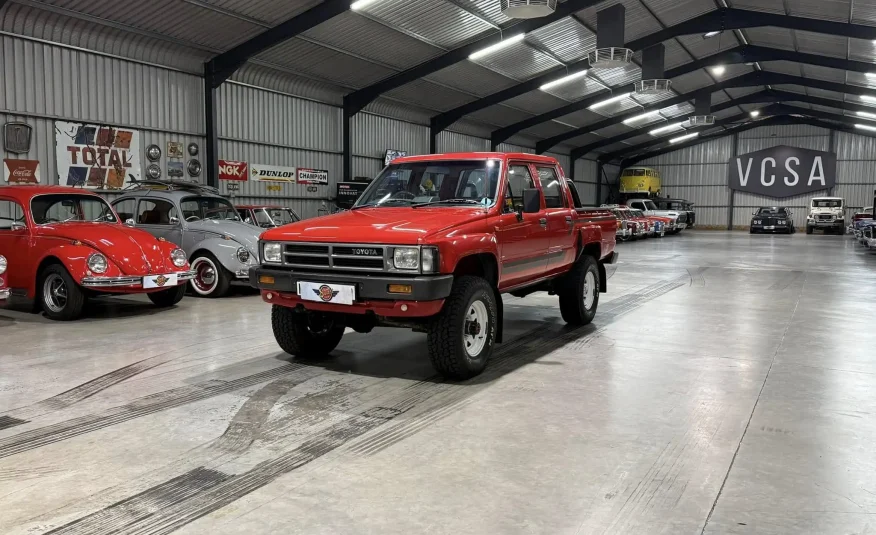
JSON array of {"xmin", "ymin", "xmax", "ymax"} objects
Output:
[{"xmin": 806, "ymin": 196, "xmax": 845, "ymax": 235}]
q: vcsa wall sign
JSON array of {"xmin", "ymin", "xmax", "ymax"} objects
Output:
[{"xmin": 729, "ymin": 145, "xmax": 836, "ymax": 198}]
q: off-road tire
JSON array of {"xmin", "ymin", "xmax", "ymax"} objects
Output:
[
  {"xmin": 147, "ymin": 284, "xmax": 187, "ymax": 307},
  {"xmin": 427, "ymin": 276, "xmax": 497, "ymax": 380},
  {"xmin": 38, "ymin": 264, "xmax": 86, "ymax": 321},
  {"xmin": 271, "ymin": 305, "xmax": 345, "ymax": 359},
  {"xmin": 189, "ymin": 252, "xmax": 231, "ymax": 298},
  {"xmin": 558, "ymin": 255, "xmax": 600, "ymax": 326},
  {"xmin": 806, "ymin": 225, "xmax": 813, "ymax": 235}
]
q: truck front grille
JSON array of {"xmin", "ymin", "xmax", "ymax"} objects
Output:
[
  {"xmin": 817, "ymin": 214, "xmax": 833, "ymax": 221},
  {"xmin": 283, "ymin": 242, "xmax": 388, "ymax": 272}
]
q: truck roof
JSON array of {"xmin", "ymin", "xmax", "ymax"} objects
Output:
[
  {"xmin": 393, "ymin": 152, "xmax": 559, "ymax": 165},
  {"xmin": 811, "ymin": 196, "xmax": 843, "ymax": 200}
]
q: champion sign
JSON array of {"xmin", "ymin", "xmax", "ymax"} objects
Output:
[
  {"xmin": 729, "ymin": 146, "xmax": 836, "ymax": 198},
  {"xmin": 297, "ymin": 168, "xmax": 329, "ymax": 185},
  {"xmin": 218, "ymin": 160, "xmax": 248, "ymax": 181}
]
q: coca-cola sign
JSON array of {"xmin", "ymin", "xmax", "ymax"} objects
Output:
[
  {"xmin": 729, "ymin": 145, "xmax": 836, "ymax": 198},
  {"xmin": 218, "ymin": 160, "xmax": 248, "ymax": 181},
  {"xmin": 3, "ymin": 159, "xmax": 40, "ymax": 184}
]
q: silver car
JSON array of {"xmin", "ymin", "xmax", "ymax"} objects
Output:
[{"xmin": 111, "ymin": 181, "xmax": 261, "ymax": 297}]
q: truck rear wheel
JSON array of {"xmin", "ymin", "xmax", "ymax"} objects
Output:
[
  {"xmin": 427, "ymin": 276, "xmax": 497, "ymax": 380},
  {"xmin": 271, "ymin": 305, "xmax": 345, "ymax": 359},
  {"xmin": 558, "ymin": 256, "xmax": 600, "ymax": 326}
]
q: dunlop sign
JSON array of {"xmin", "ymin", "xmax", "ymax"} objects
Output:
[{"xmin": 729, "ymin": 145, "xmax": 836, "ymax": 198}]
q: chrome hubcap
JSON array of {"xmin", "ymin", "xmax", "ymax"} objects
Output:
[
  {"xmin": 191, "ymin": 258, "xmax": 218, "ymax": 294},
  {"xmin": 463, "ymin": 300, "xmax": 488, "ymax": 358},
  {"xmin": 43, "ymin": 274, "xmax": 68, "ymax": 313},
  {"xmin": 583, "ymin": 271, "xmax": 596, "ymax": 310}
]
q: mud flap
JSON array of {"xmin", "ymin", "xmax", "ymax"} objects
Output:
[
  {"xmin": 597, "ymin": 261, "xmax": 607, "ymax": 293},
  {"xmin": 493, "ymin": 284, "xmax": 504, "ymax": 343}
]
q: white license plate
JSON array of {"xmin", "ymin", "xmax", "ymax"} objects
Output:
[
  {"xmin": 298, "ymin": 281, "xmax": 355, "ymax": 305},
  {"xmin": 143, "ymin": 273, "xmax": 179, "ymax": 289},
  {"xmin": 764, "ymin": 225, "xmax": 775, "ymax": 230}
]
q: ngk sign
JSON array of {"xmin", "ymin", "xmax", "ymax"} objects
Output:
[
  {"xmin": 218, "ymin": 160, "xmax": 248, "ymax": 181},
  {"xmin": 729, "ymin": 146, "xmax": 836, "ymax": 198}
]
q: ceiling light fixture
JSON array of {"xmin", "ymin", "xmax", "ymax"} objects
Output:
[
  {"xmin": 867, "ymin": 73, "xmax": 876, "ymax": 78},
  {"xmin": 540, "ymin": 70, "xmax": 589, "ymax": 91},
  {"xmin": 855, "ymin": 123, "xmax": 876, "ymax": 131},
  {"xmin": 857, "ymin": 111, "xmax": 876, "ymax": 119},
  {"xmin": 750, "ymin": 110, "xmax": 760, "ymax": 117},
  {"xmin": 351, "ymin": 0, "xmax": 380, "ymax": 10},
  {"xmin": 469, "ymin": 34, "xmax": 526, "ymax": 60},
  {"xmin": 711, "ymin": 65, "xmax": 726, "ymax": 76},
  {"xmin": 670, "ymin": 132, "xmax": 699, "ymax": 144},
  {"xmin": 588, "ymin": 92, "xmax": 632, "ymax": 110},
  {"xmin": 861, "ymin": 95, "xmax": 876, "ymax": 103},
  {"xmin": 622, "ymin": 110, "xmax": 662, "ymax": 125},
  {"xmin": 703, "ymin": 31, "xmax": 721, "ymax": 38},
  {"xmin": 649, "ymin": 122, "xmax": 684, "ymax": 135}
]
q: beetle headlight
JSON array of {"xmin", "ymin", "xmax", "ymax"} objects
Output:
[
  {"xmin": 393, "ymin": 247, "xmax": 419, "ymax": 270},
  {"xmin": 236, "ymin": 246, "xmax": 251, "ymax": 264},
  {"xmin": 263, "ymin": 242, "xmax": 282, "ymax": 263},
  {"xmin": 421, "ymin": 247, "xmax": 439, "ymax": 274},
  {"xmin": 87, "ymin": 253, "xmax": 108, "ymax": 274},
  {"xmin": 171, "ymin": 248, "xmax": 187, "ymax": 268},
  {"xmin": 0, "ymin": 255, "xmax": 6, "ymax": 275}
]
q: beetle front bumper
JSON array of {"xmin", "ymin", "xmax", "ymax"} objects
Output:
[{"xmin": 81, "ymin": 270, "xmax": 196, "ymax": 288}]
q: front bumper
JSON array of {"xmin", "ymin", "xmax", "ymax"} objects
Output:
[
  {"xmin": 808, "ymin": 219, "xmax": 844, "ymax": 227},
  {"xmin": 249, "ymin": 267, "xmax": 454, "ymax": 302},
  {"xmin": 80, "ymin": 270, "xmax": 196, "ymax": 288},
  {"xmin": 0, "ymin": 288, "xmax": 8, "ymax": 300},
  {"xmin": 751, "ymin": 223, "xmax": 790, "ymax": 232}
]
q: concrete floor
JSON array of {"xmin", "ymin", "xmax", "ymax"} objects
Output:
[{"xmin": 1, "ymin": 231, "xmax": 875, "ymax": 534}]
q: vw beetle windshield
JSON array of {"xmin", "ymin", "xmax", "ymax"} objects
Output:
[
  {"xmin": 31, "ymin": 194, "xmax": 117, "ymax": 225},
  {"xmin": 355, "ymin": 160, "xmax": 501, "ymax": 208}
]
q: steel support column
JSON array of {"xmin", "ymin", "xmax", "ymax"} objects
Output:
[
  {"xmin": 728, "ymin": 133, "xmax": 738, "ymax": 230},
  {"xmin": 596, "ymin": 162, "xmax": 603, "ymax": 205},
  {"xmin": 204, "ymin": 64, "xmax": 220, "ymax": 188},
  {"xmin": 343, "ymin": 97, "xmax": 353, "ymax": 182}
]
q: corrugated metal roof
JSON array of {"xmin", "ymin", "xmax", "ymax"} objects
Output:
[
  {"xmin": 256, "ymin": 38, "xmax": 395, "ymax": 88},
  {"xmin": 563, "ymin": 132, "xmax": 603, "ymax": 147},
  {"xmin": 852, "ymin": 0, "xmax": 876, "ymax": 25},
  {"xmin": 207, "ymin": 0, "xmax": 322, "ymax": 26},
  {"xmin": 576, "ymin": 0, "xmax": 661, "ymax": 42},
  {"xmin": 786, "ymin": 0, "xmax": 851, "ymax": 23},
  {"xmin": 801, "ymin": 64, "xmax": 847, "ymax": 83},
  {"xmin": 848, "ymin": 38, "xmax": 876, "ymax": 64},
  {"xmin": 526, "ymin": 17, "xmax": 594, "ymax": 63},
  {"xmin": 595, "ymin": 65, "xmax": 642, "ymax": 87},
  {"xmin": 846, "ymin": 72, "xmax": 876, "ymax": 89},
  {"xmin": 640, "ymin": 0, "xmax": 715, "ymax": 27},
  {"xmin": 669, "ymin": 70, "xmax": 714, "ymax": 94},
  {"xmin": 426, "ymin": 60, "xmax": 517, "ymax": 97},
  {"xmin": 761, "ymin": 60, "xmax": 804, "ymax": 76},
  {"xmin": 803, "ymin": 87, "xmax": 847, "ymax": 101},
  {"xmin": 794, "ymin": 30, "xmax": 848, "ymax": 59},
  {"xmin": 674, "ymin": 32, "xmax": 739, "ymax": 59},
  {"xmin": 540, "ymin": 75, "xmax": 608, "ymax": 101},
  {"xmin": 556, "ymin": 108, "xmax": 611, "ymax": 128},
  {"xmin": 743, "ymin": 27, "xmax": 796, "ymax": 51},
  {"xmin": 659, "ymin": 102, "xmax": 695, "ymax": 117},
  {"xmin": 503, "ymin": 90, "xmax": 572, "ymax": 115},
  {"xmin": 356, "ymin": 0, "xmax": 492, "ymax": 49},
  {"xmin": 519, "ymin": 121, "xmax": 578, "ymax": 139},
  {"xmin": 383, "ymin": 79, "xmax": 475, "ymax": 112},
  {"xmin": 661, "ymin": 39, "xmax": 694, "ymax": 69},
  {"xmin": 469, "ymin": 39, "xmax": 560, "ymax": 80},
  {"xmin": 465, "ymin": 103, "xmax": 535, "ymax": 127},
  {"xmin": 463, "ymin": 0, "xmax": 515, "ymax": 27},
  {"xmin": 729, "ymin": 0, "xmax": 785, "ymax": 13},
  {"xmin": 587, "ymin": 96, "xmax": 643, "ymax": 117},
  {"xmin": 303, "ymin": 11, "xmax": 442, "ymax": 70},
  {"xmin": 723, "ymin": 86, "xmax": 761, "ymax": 98}
]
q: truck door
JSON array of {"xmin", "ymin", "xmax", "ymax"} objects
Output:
[
  {"xmin": 494, "ymin": 162, "xmax": 549, "ymax": 287},
  {"xmin": 536, "ymin": 165, "xmax": 575, "ymax": 272}
]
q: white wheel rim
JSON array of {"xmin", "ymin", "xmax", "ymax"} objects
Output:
[
  {"xmin": 191, "ymin": 257, "xmax": 218, "ymax": 295},
  {"xmin": 583, "ymin": 271, "xmax": 596, "ymax": 310},
  {"xmin": 463, "ymin": 300, "xmax": 488, "ymax": 358}
]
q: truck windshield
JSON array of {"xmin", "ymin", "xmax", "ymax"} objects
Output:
[
  {"xmin": 355, "ymin": 160, "xmax": 501, "ymax": 208},
  {"xmin": 813, "ymin": 199, "xmax": 842, "ymax": 208}
]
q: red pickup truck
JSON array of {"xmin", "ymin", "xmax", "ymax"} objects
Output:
[{"xmin": 251, "ymin": 153, "xmax": 617, "ymax": 379}]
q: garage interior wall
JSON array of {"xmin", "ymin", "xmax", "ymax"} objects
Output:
[
  {"xmin": 1, "ymin": 10, "xmax": 580, "ymax": 219},
  {"xmin": 638, "ymin": 124, "xmax": 876, "ymax": 228}
]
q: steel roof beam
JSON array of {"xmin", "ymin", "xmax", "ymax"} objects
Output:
[{"xmin": 344, "ymin": 0, "xmax": 604, "ymax": 116}]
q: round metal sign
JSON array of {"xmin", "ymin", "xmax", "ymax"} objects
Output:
[
  {"xmin": 146, "ymin": 144, "xmax": 162, "ymax": 162},
  {"xmin": 187, "ymin": 159, "xmax": 202, "ymax": 177},
  {"xmin": 187, "ymin": 142, "xmax": 199, "ymax": 156},
  {"xmin": 146, "ymin": 163, "xmax": 162, "ymax": 179}
]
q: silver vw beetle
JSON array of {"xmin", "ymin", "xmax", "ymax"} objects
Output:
[{"xmin": 111, "ymin": 180, "xmax": 261, "ymax": 297}]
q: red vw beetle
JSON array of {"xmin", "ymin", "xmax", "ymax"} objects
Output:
[{"xmin": 0, "ymin": 186, "xmax": 195, "ymax": 320}]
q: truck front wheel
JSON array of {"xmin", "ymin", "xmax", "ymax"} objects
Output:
[
  {"xmin": 271, "ymin": 306, "xmax": 345, "ymax": 359},
  {"xmin": 427, "ymin": 276, "xmax": 497, "ymax": 380},
  {"xmin": 558, "ymin": 256, "xmax": 600, "ymax": 326}
]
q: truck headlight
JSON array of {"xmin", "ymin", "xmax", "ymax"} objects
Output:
[
  {"xmin": 87, "ymin": 253, "xmax": 108, "ymax": 274},
  {"xmin": 236, "ymin": 247, "xmax": 251, "ymax": 264},
  {"xmin": 263, "ymin": 243, "xmax": 282, "ymax": 263},
  {"xmin": 0, "ymin": 255, "xmax": 6, "ymax": 275},
  {"xmin": 171, "ymin": 248, "xmax": 187, "ymax": 267},
  {"xmin": 393, "ymin": 247, "xmax": 419, "ymax": 270},
  {"xmin": 421, "ymin": 247, "xmax": 439, "ymax": 273}
]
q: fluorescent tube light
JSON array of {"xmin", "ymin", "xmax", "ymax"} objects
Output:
[
  {"xmin": 540, "ymin": 70, "xmax": 589, "ymax": 91},
  {"xmin": 351, "ymin": 0, "xmax": 380, "ymax": 10},
  {"xmin": 703, "ymin": 31, "xmax": 721, "ymax": 38},
  {"xmin": 857, "ymin": 111, "xmax": 876, "ymax": 119},
  {"xmin": 588, "ymin": 92, "xmax": 632, "ymax": 110},
  {"xmin": 670, "ymin": 132, "xmax": 699, "ymax": 144},
  {"xmin": 750, "ymin": 110, "xmax": 760, "ymax": 117},
  {"xmin": 861, "ymin": 95, "xmax": 876, "ymax": 103},
  {"xmin": 855, "ymin": 123, "xmax": 876, "ymax": 131},
  {"xmin": 469, "ymin": 34, "xmax": 525, "ymax": 60},
  {"xmin": 649, "ymin": 122, "xmax": 684, "ymax": 136},
  {"xmin": 622, "ymin": 110, "xmax": 662, "ymax": 125}
]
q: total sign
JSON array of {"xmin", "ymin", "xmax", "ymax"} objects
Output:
[{"xmin": 729, "ymin": 145, "xmax": 836, "ymax": 198}]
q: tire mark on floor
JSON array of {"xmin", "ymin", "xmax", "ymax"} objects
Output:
[
  {"xmin": 0, "ymin": 364, "xmax": 323, "ymax": 460},
  {"xmin": 686, "ymin": 267, "xmax": 708, "ymax": 287},
  {"xmin": 767, "ymin": 270, "xmax": 804, "ymax": 291}
]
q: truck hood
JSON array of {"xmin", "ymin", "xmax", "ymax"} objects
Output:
[
  {"xmin": 34, "ymin": 222, "xmax": 174, "ymax": 274},
  {"xmin": 261, "ymin": 207, "xmax": 488, "ymax": 244},
  {"xmin": 187, "ymin": 219, "xmax": 262, "ymax": 252}
]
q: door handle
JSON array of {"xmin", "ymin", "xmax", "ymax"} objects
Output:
[
  {"xmin": 539, "ymin": 218, "xmax": 547, "ymax": 227},
  {"xmin": 565, "ymin": 216, "xmax": 573, "ymax": 224}
]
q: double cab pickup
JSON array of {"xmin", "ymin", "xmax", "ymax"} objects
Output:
[{"xmin": 251, "ymin": 153, "xmax": 618, "ymax": 379}]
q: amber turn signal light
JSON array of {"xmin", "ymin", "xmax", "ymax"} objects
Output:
[
  {"xmin": 259, "ymin": 275, "xmax": 275, "ymax": 285},
  {"xmin": 388, "ymin": 284, "xmax": 412, "ymax": 294}
]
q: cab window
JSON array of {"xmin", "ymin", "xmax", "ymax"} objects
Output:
[
  {"xmin": 536, "ymin": 167, "xmax": 565, "ymax": 208},
  {"xmin": 0, "ymin": 200, "xmax": 25, "ymax": 230},
  {"xmin": 137, "ymin": 199, "xmax": 178, "ymax": 225},
  {"xmin": 505, "ymin": 164, "xmax": 536, "ymax": 212}
]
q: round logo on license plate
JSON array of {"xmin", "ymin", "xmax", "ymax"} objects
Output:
[{"xmin": 315, "ymin": 284, "xmax": 339, "ymax": 302}]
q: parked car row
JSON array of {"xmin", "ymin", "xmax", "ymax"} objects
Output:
[
  {"xmin": 603, "ymin": 204, "xmax": 685, "ymax": 242},
  {"xmin": 0, "ymin": 181, "xmax": 303, "ymax": 320}
]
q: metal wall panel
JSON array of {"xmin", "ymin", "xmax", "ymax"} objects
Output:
[
  {"xmin": 574, "ymin": 159, "xmax": 599, "ymax": 183},
  {"xmin": 575, "ymin": 181, "xmax": 597, "ymax": 205},
  {"xmin": 0, "ymin": 111, "xmax": 57, "ymax": 182},
  {"xmin": 436, "ymin": 131, "xmax": 490, "ymax": 153},
  {"xmin": 640, "ymin": 137, "xmax": 734, "ymax": 166},
  {"xmin": 836, "ymin": 131, "xmax": 876, "ymax": 161},
  {"xmin": 350, "ymin": 112, "xmax": 430, "ymax": 162}
]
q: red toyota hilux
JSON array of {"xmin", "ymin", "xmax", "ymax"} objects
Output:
[{"xmin": 251, "ymin": 153, "xmax": 618, "ymax": 379}]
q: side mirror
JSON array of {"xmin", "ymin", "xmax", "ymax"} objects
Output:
[
  {"xmin": 169, "ymin": 216, "xmax": 180, "ymax": 225},
  {"xmin": 522, "ymin": 188, "xmax": 541, "ymax": 214},
  {"xmin": 11, "ymin": 221, "xmax": 26, "ymax": 232},
  {"xmin": 125, "ymin": 218, "xmax": 135, "ymax": 226},
  {"xmin": 245, "ymin": 217, "xmax": 252, "ymax": 224}
]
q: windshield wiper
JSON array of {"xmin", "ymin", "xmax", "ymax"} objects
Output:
[
  {"xmin": 352, "ymin": 198, "xmax": 415, "ymax": 210},
  {"xmin": 412, "ymin": 198, "xmax": 485, "ymax": 208}
]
